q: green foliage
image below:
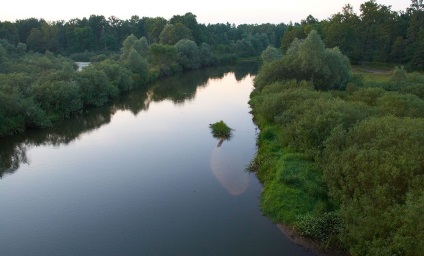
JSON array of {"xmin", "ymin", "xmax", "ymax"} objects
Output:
[
  {"xmin": 69, "ymin": 51, "xmax": 96, "ymax": 62},
  {"xmin": 251, "ymin": 49, "xmax": 424, "ymax": 254},
  {"xmin": 94, "ymin": 59, "xmax": 134, "ymax": 92},
  {"xmin": 260, "ymin": 46, "xmax": 283, "ymax": 63},
  {"xmin": 296, "ymin": 212, "xmax": 342, "ymax": 243},
  {"xmin": 391, "ymin": 65, "xmax": 407, "ymax": 83},
  {"xmin": 255, "ymin": 30, "xmax": 351, "ymax": 91},
  {"xmin": 31, "ymin": 80, "xmax": 82, "ymax": 120},
  {"xmin": 175, "ymin": 39, "xmax": 200, "ymax": 70},
  {"xmin": 159, "ymin": 23, "xmax": 192, "ymax": 45},
  {"xmin": 0, "ymin": 91, "xmax": 25, "ymax": 135},
  {"xmin": 149, "ymin": 43, "xmax": 181, "ymax": 76},
  {"xmin": 209, "ymin": 120, "xmax": 232, "ymax": 138},
  {"xmin": 76, "ymin": 65, "xmax": 118, "ymax": 107},
  {"xmin": 199, "ymin": 42, "xmax": 215, "ymax": 67},
  {"xmin": 322, "ymin": 116, "xmax": 424, "ymax": 255}
]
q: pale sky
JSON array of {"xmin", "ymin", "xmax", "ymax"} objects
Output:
[{"xmin": 1, "ymin": 0, "xmax": 410, "ymax": 25}]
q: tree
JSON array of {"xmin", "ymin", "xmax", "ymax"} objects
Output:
[
  {"xmin": 170, "ymin": 13, "xmax": 203, "ymax": 43},
  {"xmin": 95, "ymin": 60, "xmax": 134, "ymax": 93},
  {"xmin": 159, "ymin": 23, "xmax": 192, "ymax": 45},
  {"xmin": 125, "ymin": 49, "xmax": 149, "ymax": 83},
  {"xmin": 88, "ymin": 15, "xmax": 107, "ymax": 51},
  {"xmin": 175, "ymin": 39, "xmax": 200, "ymax": 70},
  {"xmin": 0, "ymin": 22, "xmax": 19, "ymax": 45},
  {"xmin": 359, "ymin": 0, "xmax": 398, "ymax": 62},
  {"xmin": 199, "ymin": 42, "xmax": 214, "ymax": 66},
  {"xmin": 15, "ymin": 18, "xmax": 44, "ymax": 45},
  {"xmin": 323, "ymin": 4, "xmax": 362, "ymax": 62},
  {"xmin": 26, "ymin": 28, "xmax": 44, "ymax": 52},
  {"xmin": 296, "ymin": 30, "xmax": 329, "ymax": 85},
  {"xmin": 133, "ymin": 36, "xmax": 149, "ymax": 57},
  {"xmin": 410, "ymin": 30, "xmax": 424, "ymax": 70},
  {"xmin": 31, "ymin": 80, "xmax": 82, "ymax": 120},
  {"xmin": 76, "ymin": 66, "xmax": 118, "ymax": 107},
  {"xmin": 120, "ymin": 34, "xmax": 138, "ymax": 60},
  {"xmin": 261, "ymin": 46, "xmax": 283, "ymax": 63},
  {"xmin": 280, "ymin": 25, "xmax": 307, "ymax": 53},
  {"xmin": 143, "ymin": 17, "xmax": 167, "ymax": 44},
  {"xmin": 390, "ymin": 36, "xmax": 407, "ymax": 63}
]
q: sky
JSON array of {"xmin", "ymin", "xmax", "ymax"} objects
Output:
[{"xmin": 1, "ymin": 0, "xmax": 410, "ymax": 25}]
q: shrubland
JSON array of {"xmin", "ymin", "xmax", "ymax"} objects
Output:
[{"xmin": 250, "ymin": 29, "xmax": 424, "ymax": 255}]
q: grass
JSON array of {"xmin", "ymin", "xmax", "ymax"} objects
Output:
[{"xmin": 249, "ymin": 124, "xmax": 332, "ymax": 225}]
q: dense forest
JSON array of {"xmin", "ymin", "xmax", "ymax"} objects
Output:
[
  {"xmin": 0, "ymin": 1, "xmax": 423, "ymax": 68},
  {"xmin": 0, "ymin": 12, "xmax": 284, "ymax": 60}
]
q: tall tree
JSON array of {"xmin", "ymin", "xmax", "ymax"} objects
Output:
[
  {"xmin": 323, "ymin": 4, "xmax": 362, "ymax": 62},
  {"xmin": 0, "ymin": 22, "xmax": 19, "ymax": 45},
  {"xmin": 143, "ymin": 17, "xmax": 167, "ymax": 44},
  {"xmin": 170, "ymin": 13, "xmax": 203, "ymax": 43},
  {"xmin": 159, "ymin": 23, "xmax": 192, "ymax": 45}
]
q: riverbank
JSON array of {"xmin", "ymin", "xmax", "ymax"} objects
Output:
[
  {"xmin": 277, "ymin": 223, "xmax": 347, "ymax": 256},
  {"xmin": 246, "ymin": 122, "xmax": 342, "ymax": 255},
  {"xmin": 0, "ymin": 35, "xmax": 260, "ymax": 138},
  {"xmin": 249, "ymin": 58, "xmax": 424, "ymax": 255}
]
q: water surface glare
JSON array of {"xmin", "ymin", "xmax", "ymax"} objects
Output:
[{"xmin": 0, "ymin": 66, "xmax": 314, "ymax": 256}]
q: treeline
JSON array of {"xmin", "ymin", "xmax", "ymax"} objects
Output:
[
  {"xmin": 0, "ymin": 12, "xmax": 285, "ymax": 60},
  {"xmin": 0, "ymin": 26, "xmax": 260, "ymax": 137},
  {"xmin": 281, "ymin": 0, "xmax": 424, "ymax": 70},
  {"xmin": 250, "ymin": 30, "xmax": 424, "ymax": 255}
]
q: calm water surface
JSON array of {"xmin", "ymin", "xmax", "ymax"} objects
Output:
[{"xmin": 0, "ymin": 65, "xmax": 314, "ymax": 256}]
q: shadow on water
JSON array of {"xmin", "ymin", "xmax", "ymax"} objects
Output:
[{"xmin": 0, "ymin": 63, "xmax": 259, "ymax": 178}]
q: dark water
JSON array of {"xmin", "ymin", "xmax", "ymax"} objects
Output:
[{"xmin": 0, "ymin": 65, "xmax": 314, "ymax": 256}]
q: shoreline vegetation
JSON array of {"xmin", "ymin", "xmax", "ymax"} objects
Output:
[
  {"xmin": 0, "ymin": 13, "xmax": 274, "ymax": 137},
  {"xmin": 209, "ymin": 120, "xmax": 233, "ymax": 147},
  {"xmin": 249, "ymin": 29, "xmax": 424, "ymax": 255}
]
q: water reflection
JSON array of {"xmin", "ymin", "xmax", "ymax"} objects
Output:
[
  {"xmin": 210, "ymin": 144, "xmax": 250, "ymax": 196},
  {"xmin": 0, "ymin": 63, "xmax": 259, "ymax": 178}
]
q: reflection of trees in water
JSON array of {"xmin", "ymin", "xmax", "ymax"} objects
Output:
[
  {"xmin": 233, "ymin": 64, "xmax": 259, "ymax": 81},
  {"xmin": 0, "ymin": 63, "xmax": 259, "ymax": 178},
  {"xmin": 0, "ymin": 107, "xmax": 115, "ymax": 177},
  {"xmin": 0, "ymin": 143, "xmax": 29, "ymax": 177}
]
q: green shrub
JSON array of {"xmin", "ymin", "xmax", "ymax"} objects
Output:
[{"xmin": 209, "ymin": 120, "xmax": 233, "ymax": 138}]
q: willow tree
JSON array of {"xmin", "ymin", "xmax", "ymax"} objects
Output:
[
  {"xmin": 261, "ymin": 46, "xmax": 283, "ymax": 63},
  {"xmin": 282, "ymin": 30, "xmax": 350, "ymax": 90},
  {"xmin": 175, "ymin": 39, "xmax": 200, "ymax": 70}
]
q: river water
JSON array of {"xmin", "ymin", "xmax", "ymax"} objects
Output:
[{"xmin": 0, "ymin": 65, "xmax": 314, "ymax": 256}]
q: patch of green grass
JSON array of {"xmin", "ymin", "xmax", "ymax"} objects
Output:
[
  {"xmin": 260, "ymin": 152, "xmax": 330, "ymax": 224},
  {"xmin": 250, "ymin": 124, "xmax": 332, "ymax": 225}
]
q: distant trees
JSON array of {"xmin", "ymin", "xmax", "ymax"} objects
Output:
[
  {"xmin": 0, "ymin": 13, "xmax": 284, "ymax": 62},
  {"xmin": 256, "ymin": 30, "xmax": 351, "ymax": 91},
  {"xmin": 159, "ymin": 23, "xmax": 192, "ymax": 45},
  {"xmin": 279, "ymin": 0, "xmax": 424, "ymax": 69}
]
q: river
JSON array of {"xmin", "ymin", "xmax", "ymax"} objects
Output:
[{"xmin": 0, "ymin": 64, "xmax": 314, "ymax": 256}]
